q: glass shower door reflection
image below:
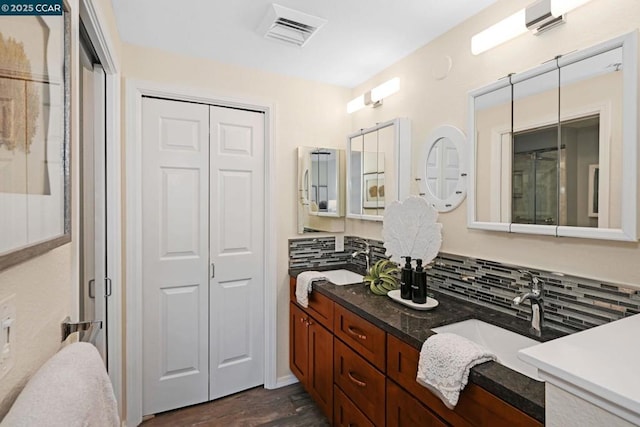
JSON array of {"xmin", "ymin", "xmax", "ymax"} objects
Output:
[{"xmin": 512, "ymin": 150, "xmax": 558, "ymax": 225}]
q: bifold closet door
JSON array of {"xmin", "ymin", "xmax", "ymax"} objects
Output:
[
  {"xmin": 208, "ymin": 105, "xmax": 265, "ymax": 400},
  {"xmin": 142, "ymin": 97, "xmax": 210, "ymax": 415}
]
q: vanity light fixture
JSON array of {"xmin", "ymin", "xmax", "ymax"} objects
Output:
[
  {"xmin": 471, "ymin": 0, "xmax": 593, "ymax": 55},
  {"xmin": 347, "ymin": 77, "xmax": 400, "ymax": 114}
]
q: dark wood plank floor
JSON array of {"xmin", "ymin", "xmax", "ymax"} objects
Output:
[{"xmin": 142, "ymin": 383, "xmax": 330, "ymax": 427}]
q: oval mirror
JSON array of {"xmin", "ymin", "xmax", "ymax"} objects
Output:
[{"xmin": 419, "ymin": 125, "xmax": 467, "ymax": 212}]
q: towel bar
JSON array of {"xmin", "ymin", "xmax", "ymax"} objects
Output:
[{"xmin": 61, "ymin": 317, "xmax": 102, "ymax": 343}]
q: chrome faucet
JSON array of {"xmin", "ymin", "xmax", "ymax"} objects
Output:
[
  {"xmin": 513, "ymin": 270, "xmax": 545, "ymax": 337},
  {"xmin": 351, "ymin": 242, "xmax": 371, "ymax": 272}
]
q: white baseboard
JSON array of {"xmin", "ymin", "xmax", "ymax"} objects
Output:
[{"xmin": 271, "ymin": 374, "xmax": 299, "ymax": 389}]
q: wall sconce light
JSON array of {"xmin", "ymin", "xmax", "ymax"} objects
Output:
[
  {"xmin": 471, "ymin": 0, "xmax": 593, "ymax": 55},
  {"xmin": 347, "ymin": 77, "xmax": 400, "ymax": 113}
]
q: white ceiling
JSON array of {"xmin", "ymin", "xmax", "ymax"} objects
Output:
[{"xmin": 110, "ymin": 0, "xmax": 497, "ymax": 88}]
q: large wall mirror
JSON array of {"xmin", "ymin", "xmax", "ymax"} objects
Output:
[
  {"xmin": 347, "ymin": 118, "xmax": 410, "ymax": 221},
  {"xmin": 0, "ymin": 14, "xmax": 71, "ymax": 270},
  {"xmin": 297, "ymin": 146, "xmax": 346, "ymax": 233},
  {"xmin": 468, "ymin": 32, "xmax": 637, "ymax": 241}
]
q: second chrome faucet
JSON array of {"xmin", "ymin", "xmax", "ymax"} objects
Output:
[{"xmin": 513, "ymin": 270, "xmax": 545, "ymax": 337}]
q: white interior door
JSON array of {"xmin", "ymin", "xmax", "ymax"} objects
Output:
[
  {"xmin": 79, "ymin": 39, "xmax": 107, "ymax": 360},
  {"xmin": 209, "ymin": 106, "xmax": 265, "ymax": 400},
  {"xmin": 141, "ymin": 97, "xmax": 210, "ymax": 415}
]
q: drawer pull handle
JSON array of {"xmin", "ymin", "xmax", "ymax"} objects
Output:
[
  {"xmin": 347, "ymin": 326, "xmax": 367, "ymax": 340},
  {"xmin": 347, "ymin": 370, "xmax": 367, "ymax": 387}
]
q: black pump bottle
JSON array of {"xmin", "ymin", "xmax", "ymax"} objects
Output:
[
  {"xmin": 412, "ymin": 259, "xmax": 427, "ymax": 304},
  {"xmin": 400, "ymin": 256, "xmax": 413, "ymax": 300}
]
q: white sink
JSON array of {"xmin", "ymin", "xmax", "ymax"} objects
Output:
[
  {"xmin": 323, "ymin": 269, "xmax": 363, "ymax": 286},
  {"xmin": 431, "ymin": 319, "xmax": 541, "ymax": 381}
]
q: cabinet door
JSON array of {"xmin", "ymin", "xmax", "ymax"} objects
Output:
[
  {"xmin": 290, "ymin": 303, "xmax": 308, "ymax": 385},
  {"xmin": 387, "ymin": 380, "xmax": 449, "ymax": 427},
  {"xmin": 334, "ymin": 385, "xmax": 375, "ymax": 427},
  {"xmin": 308, "ymin": 320, "xmax": 333, "ymax": 420}
]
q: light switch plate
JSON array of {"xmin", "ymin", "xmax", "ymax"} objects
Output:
[
  {"xmin": 0, "ymin": 294, "xmax": 16, "ymax": 380},
  {"xmin": 335, "ymin": 235, "xmax": 344, "ymax": 252}
]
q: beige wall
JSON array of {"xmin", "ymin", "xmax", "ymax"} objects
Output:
[
  {"xmin": 0, "ymin": 245, "xmax": 72, "ymax": 418},
  {"xmin": 120, "ymin": 44, "xmax": 352, "ymax": 381},
  {"xmin": 345, "ymin": 0, "xmax": 640, "ymax": 288}
]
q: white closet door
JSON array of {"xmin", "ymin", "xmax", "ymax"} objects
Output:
[
  {"xmin": 209, "ymin": 105, "xmax": 265, "ymax": 400},
  {"xmin": 142, "ymin": 97, "xmax": 210, "ymax": 415}
]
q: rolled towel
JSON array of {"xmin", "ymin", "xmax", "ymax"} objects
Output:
[
  {"xmin": 1, "ymin": 342, "xmax": 119, "ymax": 427},
  {"xmin": 295, "ymin": 271, "xmax": 326, "ymax": 308},
  {"xmin": 416, "ymin": 332, "xmax": 496, "ymax": 409}
]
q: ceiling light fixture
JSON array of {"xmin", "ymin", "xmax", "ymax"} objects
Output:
[
  {"xmin": 471, "ymin": 0, "xmax": 593, "ymax": 55},
  {"xmin": 347, "ymin": 78, "xmax": 400, "ymax": 114}
]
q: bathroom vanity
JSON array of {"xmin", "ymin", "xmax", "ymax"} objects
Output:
[{"xmin": 289, "ymin": 273, "xmax": 559, "ymax": 426}]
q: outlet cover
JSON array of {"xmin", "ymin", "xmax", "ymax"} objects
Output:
[
  {"xmin": 0, "ymin": 294, "xmax": 16, "ymax": 380},
  {"xmin": 335, "ymin": 235, "xmax": 344, "ymax": 252}
]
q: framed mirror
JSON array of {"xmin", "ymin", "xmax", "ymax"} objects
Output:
[
  {"xmin": 0, "ymin": 15, "xmax": 71, "ymax": 270},
  {"xmin": 297, "ymin": 146, "xmax": 345, "ymax": 233},
  {"xmin": 346, "ymin": 118, "xmax": 410, "ymax": 221},
  {"xmin": 418, "ymin": 125, "xmax": 467, "ymax": 212},
  {"xmin": 468, "ymin": 32, "xmax": 637, "ymax": 241}
]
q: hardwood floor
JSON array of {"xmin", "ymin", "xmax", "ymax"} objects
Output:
[{"xmin": 142, "ymin": 383, "xmax": 330, "ymax": 427}]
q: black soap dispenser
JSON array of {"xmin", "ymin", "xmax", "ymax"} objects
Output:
[
  {"xmin": 412, "ymin": 259, "xmax": 427, "ymax": 304},
  {"xmin": 400, "ymin": 256, "xmax": 413, "ymax": 300}
]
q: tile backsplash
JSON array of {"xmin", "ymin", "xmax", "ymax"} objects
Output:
[{"xmin": 289, "ymin": 236, "xmax": 640, "ymax": 334}]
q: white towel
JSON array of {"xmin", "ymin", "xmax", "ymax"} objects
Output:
[
  {"xmin": 295, "ymin": 271, "xmax": 326, "ymax": 308},
  {"xmin": 1, "ymin": 342, "xmax": 119, "ymax": 427},
  {"xmin": 416, "ymin": 333, "xmax": 496, "ymax": 409}
]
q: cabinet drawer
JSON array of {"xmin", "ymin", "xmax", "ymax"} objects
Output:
[
  {"xmin": 334, "ymin": 339, "xmax": 385, "ymax": 426},
  {"xmin": 334, "ymin": 304, "xmax": 385, "ymax": 371},
  {"xmin": 289, "ymin": 276, "xmax": 334, "ymax": 331},
  {"xmin": 387, "ymin": 379, "xmax": 449, "ymax": 427},
  {"xmin": 334, "ymin": 385, "xmax": 375, "ymax": 427},
  {"xmin": 386, "ymin": 334, "xmax": 542, "ymax": 427}
]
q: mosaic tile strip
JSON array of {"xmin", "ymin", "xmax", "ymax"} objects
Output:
[{"xmin": 289, "ymin": 236, "xmax": 640, "ymax": 334}]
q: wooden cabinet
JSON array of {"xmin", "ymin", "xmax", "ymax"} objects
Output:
[
  {"xmin": 289, "ymin": 275, "xmax": 542, "ymax": 427},
  {"xmin": 387, "ymin": 334, "xmax": 542, "ymax": 427},
  {"xmin": 289, "ymin": 277, "xmax": 334, "ymax": 330},
  {"xmin": 334, "ymin": 385, "xmax": 375, "ymax": 427},
  {"xmin": 334, "ymin": 339, "xmax": 386, "ymax": 426},
  {"xmin": 387, "ymin": 379, "xmax": 448, "ymax": 427},
  {"xmin": 289, "ymin": 302, "xmax": 333, "ymax": 420}
]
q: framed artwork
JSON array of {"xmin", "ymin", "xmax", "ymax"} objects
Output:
[
  {"xmin": 363, "ymin": 172, "xmax": 385, "ymax": 208},
  {"xmin": 588, "ymin": 164, "xmax": 599, "ymax": 218},
  {"xmin": 0, "ymin": 15, "xmax": 70, "ymax": 271}
]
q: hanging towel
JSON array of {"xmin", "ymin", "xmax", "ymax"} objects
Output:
[
  {"xmin": 416, "ymin": 332, "xmax": 496, "ymax": 409},
  {"xmin": 1, "ymin": 342, "xmax": 119, "ymax": 427},
  {"xmin": 295, "ymin": 271, "xmax": 326, "ymax": 308}
]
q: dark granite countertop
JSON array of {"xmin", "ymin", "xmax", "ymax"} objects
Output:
[{"xmin": 289, "ymin": 266, "xmax": 566, "ymax": 423}]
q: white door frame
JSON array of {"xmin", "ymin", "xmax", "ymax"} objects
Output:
[
  {"xmin": 125, "ymin": 79, "xmax": 278, "ymax": 426},
  {"xmin": 78, "ymin": 0, "xmax": 123, "ymax": 418}
]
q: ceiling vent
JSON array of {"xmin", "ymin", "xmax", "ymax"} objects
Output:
[
  {"xmin": 526, "ymin": 0, "xmax": 565, "ymax": 35},
  {"xmin": 258, "ymin": 4, "xmax": 327, "ymax": 47}
]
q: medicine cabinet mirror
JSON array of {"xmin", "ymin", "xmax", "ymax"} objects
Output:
[
  {"xmin": 347, "ymin": 118, "xmax": 411, "ymax": 221},
  {"xmin": 418, "ymin": 125, "xmax": 467, "ymax": 212},
  {"xmin": 468, "ymin": 32, "xmax": 637, "ymax": 241},
  {"xmin": 297, "ymin": 147, "xmax": 346, "ymax": 234}
]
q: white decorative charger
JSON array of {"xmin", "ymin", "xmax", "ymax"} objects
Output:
[{"xmin": 387, "ymin": 290, "xmax": 439, "ymax": 311}]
